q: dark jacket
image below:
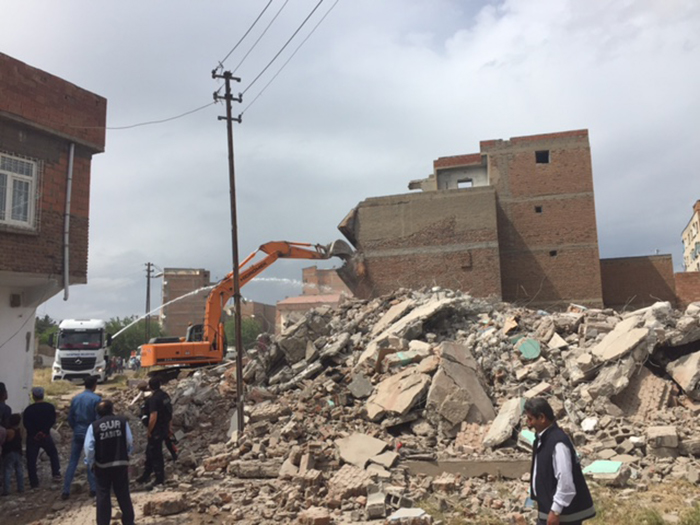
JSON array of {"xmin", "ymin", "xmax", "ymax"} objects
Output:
[
  {"xmin": 91, "ymin": 415, "xmax": 130, "ymax": 469},
  {"xmin": 23, "ymin": 401, "xmax": 56, "ymax": 440}
]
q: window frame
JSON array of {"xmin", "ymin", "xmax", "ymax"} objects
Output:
[{"xmin": 0, "ymin": 152, "xmax": 38, "ymax": 230}]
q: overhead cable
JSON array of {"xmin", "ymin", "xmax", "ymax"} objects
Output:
[
  {"xmin": 242, "ymin": 0, "xmax": 340, "ymax": 115},
  {"xmin": 217, "ymin": 0, "xmax": 275, "ymax": 69},
  {"xmin": 242, "ymin": 0, "xmax": 325, "ymax": 96},
  {"xmin": 106, "ymin": 102, "xmax": 217, "ymax": 130},
  {"xmin": 232, "ymin": 0, "xmax": 291, "ymax": 75}
]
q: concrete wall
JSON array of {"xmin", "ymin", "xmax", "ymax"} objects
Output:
[
  {"xmin": 675, "ymin": 271, "xmax": 700, "ymax": 309},
  {"xmin": 339, "ymin": 187, "xmax": 501, "ymax": 299},
  {"xmin": 484, "ymin": 129, "xmax": 603, "ymax": 307},
  {"xmin": 600, "ymin": 255, "xmax": 677, "ymax": 310}
]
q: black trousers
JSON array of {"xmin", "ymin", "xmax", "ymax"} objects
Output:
[
  {"xmin": 94, "ymin": 466, "xmax": 134, "ymax": 525},
  {"xmin": 25, "ymin": 435, "xmax": 61, "ymax": 488},
  {"xmin": 537, "ymin": 520, "xmax": 582, "ymax": 525},
  {"xmin": 143, "ymin": 436, "xmax": 165, "ymax": 483}
]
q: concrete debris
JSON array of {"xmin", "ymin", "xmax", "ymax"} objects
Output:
[
  {"xmin": 483, "ymin": 397, "xmax": 523, "ymax": 448},
  {"xmin": 336, "ymin": 433, "xmax": 389, "ymax": 469},
  {"xmin": 65, "ymin": 292, "xmax": 700, "ymax": 524}
]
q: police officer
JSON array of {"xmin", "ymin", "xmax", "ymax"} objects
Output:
[
  {"xmin": 135, "ymin": 377, "xmax": 172, "ymax": 489},
  {"xmin": 84, "ymin": 400, "xmax": 134, "ymax": 525}
]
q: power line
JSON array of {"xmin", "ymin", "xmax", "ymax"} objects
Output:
[
  {"xmin": 242, "ymin": 0, "xmax": 341, "ymax": 116},
  {"xmin": 232, "ymin": 0, "xmax": 291, "ymax": 75},
  {"xmin": 243, "ymin": 0, "xmax": 325, "ymax": 96},
  {"xmin": 217, "ymin": 0, "xmax": 275, "ymax": 69},
  {"xmin": 106, "ymin": 102, "xmax": 217, "ymax": 130},
  {"xmin": 66, "ymin": 101, "xmax": 217, "ymax": 131}
]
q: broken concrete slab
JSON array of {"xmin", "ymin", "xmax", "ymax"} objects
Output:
[
  {"xmin": 666, "ymin": 351, "xmax": 700, "ymax": 400},
  {"xmin": 370, "ymin": 298, "xmax": 415, "ymax": 337},
  {"xmin": 404, "ymin": 458, "xmax": 530, "ymax": 480},
  {"xmin": 587, "ymin": 357, "xmax": 636, "ymax": 399},
  {"xmin": 426, "ymin": 341, "xmax": 496, "ymax": 434},
  {"xmin": 348, "ymin": 373, "xmax": 373, "ymax": 399},
  {"xmin": 335, "ymin": 432, "xmax": 389, "ymax": 469},
  {"xmin": 524, "ymin": 381, "xmax": 552, "ymax": 399},
  {"xmin": 548, "ymin": 332, "xmax": 569, "ymax": 350},
  {"xmin": 366, "ymin": 368, "xmax": 431, "ymax": 421},
  {"xmin": 591, "ymin": 316, "xmax": 649, "ymax": 363},
  {"xmin": 370, "ymin": 450, "xmax": 399, "ymax": 468},
  {"xmin": 386, "ymin": 507, "xmax": 433, "ymax": 524},
  {"xmin": 483, "ymin": 397, "xmax": 523, "ymax": 448},
  {"xmin": 647, "ymin": 426, "xmax": 679, "ymax": 448},
  {"xmin": 582, "ymin": 460, "xmax": 630, "ymax": 487},
  {"xmin": 382, "ymin": 297, "xmax": 456, "ymax": 341}
]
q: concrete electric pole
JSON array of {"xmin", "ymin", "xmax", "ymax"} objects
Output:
[{"xmin": 212, "ymin": 69, "xmax": 245, "ymax": 433}]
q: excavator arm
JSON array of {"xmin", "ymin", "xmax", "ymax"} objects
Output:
[
  {"xmin": 204, "ymin": 240, "xmax": 352, "ymax": 349},
  {"xmin": 140, "ymin": 239, "xmax": 352, "ymax": 368}
]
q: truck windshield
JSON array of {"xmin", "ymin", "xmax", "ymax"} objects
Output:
[{"xmin": 58, "ymin": 330, "xmax": 103, "ymax": 350}]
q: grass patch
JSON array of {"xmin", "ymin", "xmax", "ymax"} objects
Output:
[
  {"xmin": 33, "ymin": 368, "xmax": 79, "ymax": 399},
  {"xmin": 681, "ymin": 505, "xmax": 700, "ymax": 525}
]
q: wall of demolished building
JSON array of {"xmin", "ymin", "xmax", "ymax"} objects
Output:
[
  {"xmin": 600, "ymin": 255, "xmax": 677, "ymax": 310},
  {"xmin": 339, "ymin": 187, "xmax": 502, "ymax": 300},
  {"xmin": 676, "ymin": 271, "xmax": 700, "ymax": 308}
]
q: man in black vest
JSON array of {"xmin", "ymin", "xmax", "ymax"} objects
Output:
[
  {"xmin": 524, "ymin": 397, "xmax": 596, "ymax": 525},
  {"xmin": 84, "ymin": 400, "xmax": 134, "ymax": 525},
  {"xmin": 135, "ymin": 376, "xmax": 172, "ymax": 489}
]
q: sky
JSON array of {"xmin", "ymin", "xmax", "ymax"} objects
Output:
[{"xmin": 2, "ymin": 0, "xmax": 699, "ymax": 323}]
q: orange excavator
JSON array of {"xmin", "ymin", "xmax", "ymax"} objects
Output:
[{"xmin": 140, "ymin": 240, "xmax": 353, "ymax": 368}]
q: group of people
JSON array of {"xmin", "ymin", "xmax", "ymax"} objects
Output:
[
  {"xmin": 0, "ymin": 376, "xmax": 175, "ymax": 525},
  {"xmin": 105, "ymin": 356, "xmax": 125, "ymax": 377}
]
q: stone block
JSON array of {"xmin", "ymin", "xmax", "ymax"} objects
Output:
[
  {"xmin": 647, "ymin": 426, "xmax": 679, "ymax": 449},
  {"xmin": 483, "ymin": 398, "xmax": 523, "ymax": 448},
  {"xmin": 298, "ymin": 506, "xmax": 331, "ymax": 525},
  {"xmin": 666, "ymin": 351, "xmax": 700, "ymax": 400},
  {"xmin": 328, "ymin": 464, "xmax": 373, "ymax": 498},
  {"xmin": 142, "ymin": 492, "xmax": 189, "ymax": 517},
  {"xmin": 365, "ymin": 491, "xmax": 386, "ymax": 519}
]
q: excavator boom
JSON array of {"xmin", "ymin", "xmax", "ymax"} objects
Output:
[{"xmin": 140, "ymin": 239, "xmax": 352, "ymax": 368}]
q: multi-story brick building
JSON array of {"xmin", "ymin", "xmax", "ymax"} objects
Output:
[
  {"xmin": 339, "ymin": 130, "xmax": 604, "ymax": 308},
  {"xmin": 682, "ymin": 200, "xmax": 700, "ymax": 272},
  {"xmin": 0, "ymin": 53, "xmax": 106, "ymax": 409}
]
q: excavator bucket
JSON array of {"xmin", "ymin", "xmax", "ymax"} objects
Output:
[{"xmin": 326, "ymin": 239, "xmax": 354, "ymax": 260}]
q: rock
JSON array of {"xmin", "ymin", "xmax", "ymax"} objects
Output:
[
  {"xmin": 483, "ymin": 398, "xmax": 523, "ymax": 448},
  {"xmin": 228, "ymin": 459, "xmax": 283, "ymax": 478},
  {"xmin": 426, "ymin": 341, "xmax": 496, "ymax": 434},
  {"xmin": 386, "ymin": 507, "xmax": 433, "ymax": 523},
  {"xmin": 366, "ymin": 368, "xmax": 431, "ymax": 421},
  {"xmin": 666, "ymin": 351, "xmax": 700, "ymax": 400},
  {"xmin": 647, "ymin": 426, "xmax": 679, "ymax": 448},
  {"xmin": 348, "ymin": 373, "xmax": 373, "ymax": 399},
  {"xmin": 298, "ymin": 506, "xmax": 331, "ymax": 525},
  {"xmin": 366, "ymin": 490, "xmax": 387, "ymax": 519},
  {"xmin": 591, "ymin": 316, "xmax": 650, "ymax": 363},
  {"xmin": 336, "ymin": 432, "xmax": 389, "ymax": 469},
  {"xmin": 142, "ymin": 492, "xmax": 189, "ymax": 517},
  {"xmin": 370, "ymin": 450, "xmax": 399, "ymax": 468}
]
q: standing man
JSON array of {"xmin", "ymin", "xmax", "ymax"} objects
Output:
[
  {"xmin": 62, "ymin": 376, "xmax": 101, "ymax": 500},
  {"xmin": 85, "ymin": 399, "xmax": 134, "ymax": 525},
  {"xmin": 135, "ymin": 377, "xmax": 171, "ymax": 488},
  {"xmin": 23, "ymin": 387, "xmax": 61, "ymax": 488},
  {"xmin": 525, "ymin": 397, "xmax": 596, "ymax": 525}
]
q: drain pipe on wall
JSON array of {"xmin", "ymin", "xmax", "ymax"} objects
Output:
[{"xmin": 63, "ymin": 142, "xmax": 75, "ymax": 301}]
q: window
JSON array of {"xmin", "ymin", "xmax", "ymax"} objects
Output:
[
  {"xmin": 549, "ymin": 250, "xmax": 558, "ymax": 257},
  {"xmin": 535, "ymin": 206, "xmax": 543, "ymax": 214},
  {"xmin": 0, "ymin": 153, "xmax": 37, "ymax": 228},
  {"xmin": 457, "ymin": 179, "xmax": 473, "ymax": 189},
  {"xmin": 535, "ymin": 150, "xmax": 550, "ymax": 164}
]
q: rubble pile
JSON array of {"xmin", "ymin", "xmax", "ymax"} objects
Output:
[{"xmin": 135, "ymin": 290, "xmax": 700, "ymax": 523}]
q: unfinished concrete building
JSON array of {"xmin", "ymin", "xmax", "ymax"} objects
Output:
[{"xmin": 339, "ymin": 130, "xmax": 603, "ymax": 309}]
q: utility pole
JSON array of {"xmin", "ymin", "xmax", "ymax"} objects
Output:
[
  {"xmin": 212, "ymin": 69, "xmax": 244, "ymax": 433},
  {"xmin": 145, "ymin": 262, "xmax": 154, "ymax": 344}
]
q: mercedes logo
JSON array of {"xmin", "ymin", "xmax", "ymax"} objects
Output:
[{"xmin": 75, "ymin": 359, "xmax": 82, "ymax": 364}]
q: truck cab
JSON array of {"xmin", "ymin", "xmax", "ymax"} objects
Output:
[{"xmin": 51, "ymin": 319, "xmax": 111, "ymax": 383}]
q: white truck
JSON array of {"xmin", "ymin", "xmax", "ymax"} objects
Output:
[{"xmin": 50, "ymin": 319, "xmax": 111, "ymax": 383}]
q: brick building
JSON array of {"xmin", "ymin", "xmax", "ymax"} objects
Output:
[
  {"xmin": 339, "ymin": 130, "xmax": 603, "ymax": 308},
  {"xmin": 0, "ymin": 53, "xmax": 106, "ymax": 410},
  {"xmin": 160, "ymin": 268, "xmax": 276, "ymax": 338}
]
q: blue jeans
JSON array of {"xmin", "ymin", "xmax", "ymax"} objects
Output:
[
  {"xmin": 63, "ymin": 434, "xmax": 95, "ymax": 494},
  {"xmin": 3, "ymin": 452, "xmax": 24, "ymax": 494}
]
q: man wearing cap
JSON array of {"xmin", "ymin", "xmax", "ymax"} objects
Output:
[
  {"xmin": 23, "ymin": 387, "xmax": 61, "ymax": 488},
  {"xmin": 62, "ymin": 376, "xmax": 101, "ymax": 499}
]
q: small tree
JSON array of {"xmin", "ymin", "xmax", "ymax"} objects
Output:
[
  {"xmin": 35, "ymin": 314, "xmax": 58, "ymax": 345},
  {"xmin": 106, "ymin": 316, "xmax": 163, "ymax": 359},
  {"xmin": 224, "ymin": 317, "xmax": 262, "ymax": 350}
]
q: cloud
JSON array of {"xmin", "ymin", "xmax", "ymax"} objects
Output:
[{"xmin": 3, "ymin": 0, "xmax": 698, "ymax": 322}]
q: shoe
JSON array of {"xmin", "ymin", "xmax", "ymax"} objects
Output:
[
  {"xmin": 61, "ymin": 493, "xmax": 69, "ymax": 500},
  {"xmin": 52, "ymin": 475, "xmax": 62, "ymax": 482},
  {"xmin": 145, "ymin": 480, "xmax": 164, "ymax": 491},
  {"xmin": 134, "ymin": 474, "xmax": 150, "ymax": 484},
  {"xmin": 89, "ymin": 490, "xmax": 96, "ymax": 498}
]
